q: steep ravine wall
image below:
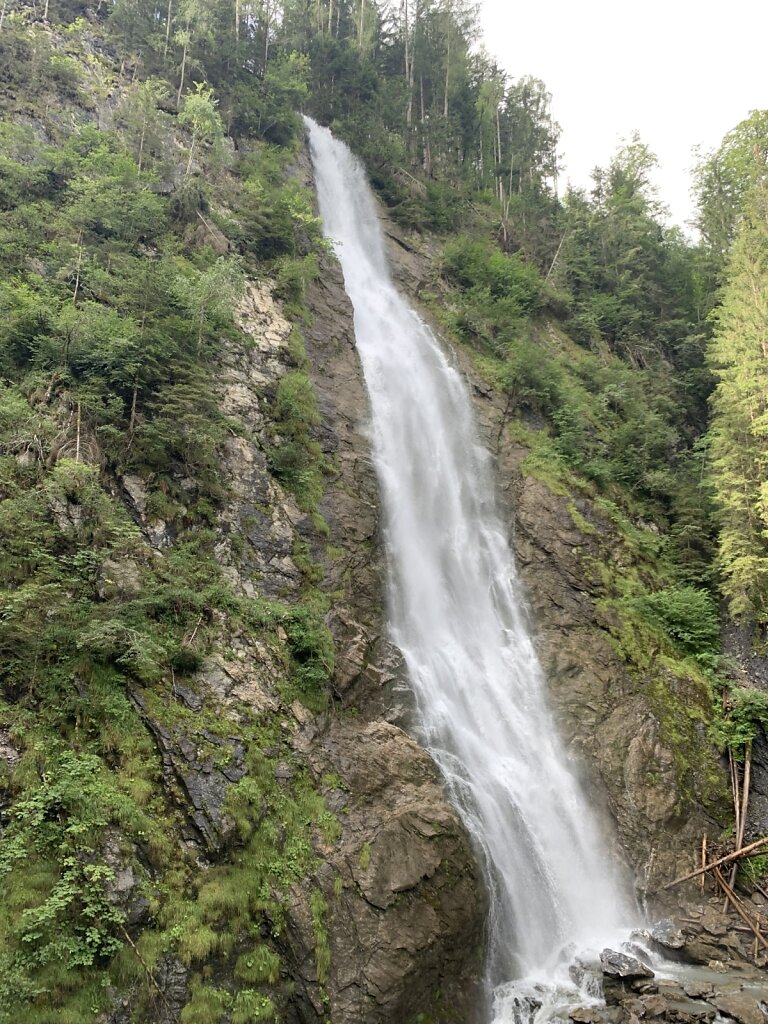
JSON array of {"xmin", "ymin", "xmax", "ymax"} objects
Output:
[
  {"xmin": 101, "ymin": 226, "xmax": 485, "ymax": 1023},
  {"xmin": 376, "ymin": 210, "xmax": 732, "ymax": 911},
  {"xmin": 211, "ymin": 254, "xmax": 487, "ymax": 1021}
]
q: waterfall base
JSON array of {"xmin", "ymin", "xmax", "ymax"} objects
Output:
[{"xmin": 491, "ymin": 933, "xmax": 768, "ymax": 1024}]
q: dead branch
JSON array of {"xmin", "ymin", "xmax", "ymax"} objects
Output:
[
  {"xmin": 713, "ymin": 867, "xmax": 768, "ymax": 955},
  {"xmin": 661, "ymin": 835, "xmax": 768, "ymax": 890}
]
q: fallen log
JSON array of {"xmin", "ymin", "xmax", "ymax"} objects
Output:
[
  {"xmin": 713, "ymin": 867, "xmax": 768, "ymax": 955},
  {"xmin": 661, "ymin": 835, "xmax": 768, "ymax": 890}
]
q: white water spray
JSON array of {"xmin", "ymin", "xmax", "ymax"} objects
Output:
[{"xmin": 306, "ymin": 119, "xmax": 632, "ymax": 1017}]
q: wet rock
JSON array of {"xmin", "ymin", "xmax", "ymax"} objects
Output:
[
  {"xmin": 600, "ymin": 949, "xmax": 656, "ymax": 981},
  {"xmin": 652, "ymin": 918, "xmax": 686, "ymax": 951},
  {"xmin": 683, "ymin": 981, "xmax": 714, "ymax": 1000},
  {"xmin": 639, "ymin": 993, "xmax": 669, "ymax": 1016},
  {"xmin": 648, "ymin": 918, "xmax": 689, "ymax": 964},
  {"xmin": 569, "ymin": 1009, "xmax": 608, "ymax": 1023},
  {"xmin": 711, "ymin": 991, "xmax": 768, "ymax": 1024}
]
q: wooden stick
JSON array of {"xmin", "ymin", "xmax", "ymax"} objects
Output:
[
  {"xmin": 119, "ymin": 925, "xmax": 176, "ymax": 1015},
  {"xmin": 730, "ymin": 748, "xmax": 741, "ymax": 846},
  {"xmin": 730, "ymin": 742, "xmax": 752, "ymax": 889},
  {"xmin": 713, "ymin": 867, "xmax": 768, "ymax": 954},
  {"xmin": 661, "ymin": 835, "xmax": 768, "ymax": 889},
  {"xmin": 700, "ymin": 834, "xmax": 707, "ymax": 893}
]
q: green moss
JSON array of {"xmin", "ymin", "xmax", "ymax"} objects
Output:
[{"xmin": 567, "ymin": 503, "xmax": 597, "ymax": 536}]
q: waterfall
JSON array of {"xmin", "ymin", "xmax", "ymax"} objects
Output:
[{"xmin": 305, "ymin": 118, "xmax": 632, "ymax": 1017}]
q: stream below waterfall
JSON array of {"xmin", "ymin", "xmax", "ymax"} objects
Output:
[{"xmin": 304, "ymin": 118, "xmax": 767, "ymax": 1022}]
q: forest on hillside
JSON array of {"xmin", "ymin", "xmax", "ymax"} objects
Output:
[{"xmin": 1, "ymin": 0, "xmax": 768, "ymax": 1020}]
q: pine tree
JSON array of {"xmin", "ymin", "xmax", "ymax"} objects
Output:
[{"xmin": 708, "ymin": 178, "xmax": 768, "ymax": 621}]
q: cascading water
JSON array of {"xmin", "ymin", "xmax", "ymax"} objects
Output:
[{"xmin": 306, "ymin": 118, "xmax": 633, "ymax": 1019}]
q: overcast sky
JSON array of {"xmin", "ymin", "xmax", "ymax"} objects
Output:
[{"xmin": 479, "ymin": 0, "xmax": 768, "ymax": 232}]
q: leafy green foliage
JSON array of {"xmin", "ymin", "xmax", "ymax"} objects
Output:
[
  {"xmin": 0, "ymin": 24, "xmax": 342, "ymax": 1017},
  {"xmin": 266, "ymin": 364, "xmax": 329, "ymax": 513},
  {"xmin": 442, "ymin": 236, "xmax": 542, "ymax": 324},
  {"xmin": 635, "ymin": 587, "xmax": 720, "ymax": 658}
]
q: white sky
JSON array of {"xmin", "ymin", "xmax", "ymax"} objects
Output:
[{"xmin": 479, "ymin": 0, "xmax": 768, "ymax": 232}]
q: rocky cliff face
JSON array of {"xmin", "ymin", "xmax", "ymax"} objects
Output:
[
  {"xmin": 379, "ymin": 215, "xmax": 731, "ymax": 911},
  {"xmin": 100, "ymin": 237, "xmax": 484, "ymax": 1022},
  {"xmin": 208, "ymin": 249, "xmax": 486, "ymax": 1021}
]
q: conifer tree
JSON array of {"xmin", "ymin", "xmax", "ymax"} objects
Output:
[{"xmin": 708, "ymin": 178, "xmax": 768, "ymax": 621}]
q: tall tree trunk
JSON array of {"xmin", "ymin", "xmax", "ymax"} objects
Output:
[
  {"xmin": 403, "ymin": 0, "xmax": 409, "ymax": 77},
  {"xmin": 263, "ymin": 0, "xmax": 271, "ymax": 72},
  {"xmin": 176, "ymin": 35, "xmax": 188, "ymax": 106},
  {"xmin": 495, "ymin": 106, "xmax": 503, "ymax": 201},
  {"xmin": 0, "ymin": 0, "xmax": 9, "ymax": 34},
  {"xmin": 405, "ymin": 0, "xmax": 416, "ymax": 126},
  {"xmin": 359, "ymin": 0, "xmax": 365, "ymax": 48},
  {"xmin": 164, "ymin": 0, "xmax": 172, "ymax": 57},
  {"xmin": 138, "ymin": 121, "xmax": 146, "ymax": 173},
  {"xmin": 129, "ymin": 383, "xmax": 138, "ymax": 435},
  {"xmin": 420, "ymin": 75, "xmax": 431, "ymax": 174},
  {"xmin": 185, "ymin": 135, "xmax": 196, "ymax": 178},
  {"xmin": 235, "ymin": 0, "xmax": 240, "ymax": 40},
  {"xmin": 72, "ymin": 231, "xmax": 84, "ymax": 306},
  {"xmin": 443, "ymin": 29, "xmax": 450, "ymax": 119}
]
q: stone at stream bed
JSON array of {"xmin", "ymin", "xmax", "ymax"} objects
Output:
[
  {"xmin": 600, "ymin": 949, "xmax": 656, "ymax": 980},
  {"xmin": 682, "ymin": 980, "xmax": 714, "ymax": 1000},
  {"xmin": 651, "ymin": 918, "xmax": 687, "ymax": 952},
  {"xmin": 711, "ymin": 991, "xmax": 768, "ymax": 1024}
]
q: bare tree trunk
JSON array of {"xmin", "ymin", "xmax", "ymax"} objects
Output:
[
  {"xmin": 185, "ymin": 136, "xmax": 196, "ymax": 178},
  {"xmin": 420, "ymin": 75, "xmax": 431, "ymax": 174},
  {"xmin": 75, "ymin": 402, "xmax": 81, "ymax": 463},
  {"xmin": 263, "ymin": 0, "xmax": 271, "ymax": 72},
  {"xmin": 729, "ymin": 743, "xmax": 753, "ymax": 889},
  {"xmin": 403, "ymin": 0, "xmax": 409, "ymax": 78},
  {"xmin": 405, "ymin": 0, "xmax": 416, "ymax": 126},
  {"xmin": 129, "ymin": 384, "xmax": 138, "ymax": 435},
  {"xmin": 443, "ymin": 29, "xmax": 449, "ymax": 118},
  {"xmin": 0, "ymin": 0, "xmax": 9, "ymax": 34},
  {"xmin": 164, "ymin": 0, "xmax": 172, "ymax": 57},
  {"xmin": 176, "ymin": 35, "xmax": 188, "ymax": 106},
  {"xmin": 359, "ymin": 0, "xmax": 365, "ymax": 47},
  {"xmin": 72, "ymin": 231, "xmax": 84, "ymax": 306},
  {"xmin": 328, "ymin": 0, "xmax": 333, "ymax": 33},
  {"xmin": 495, "ymin": 105, "xmax": 502, "ymax": 200},
  {"xmin": 235, "ymin": 0, "xmax": 240, "ymax": 40}
]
